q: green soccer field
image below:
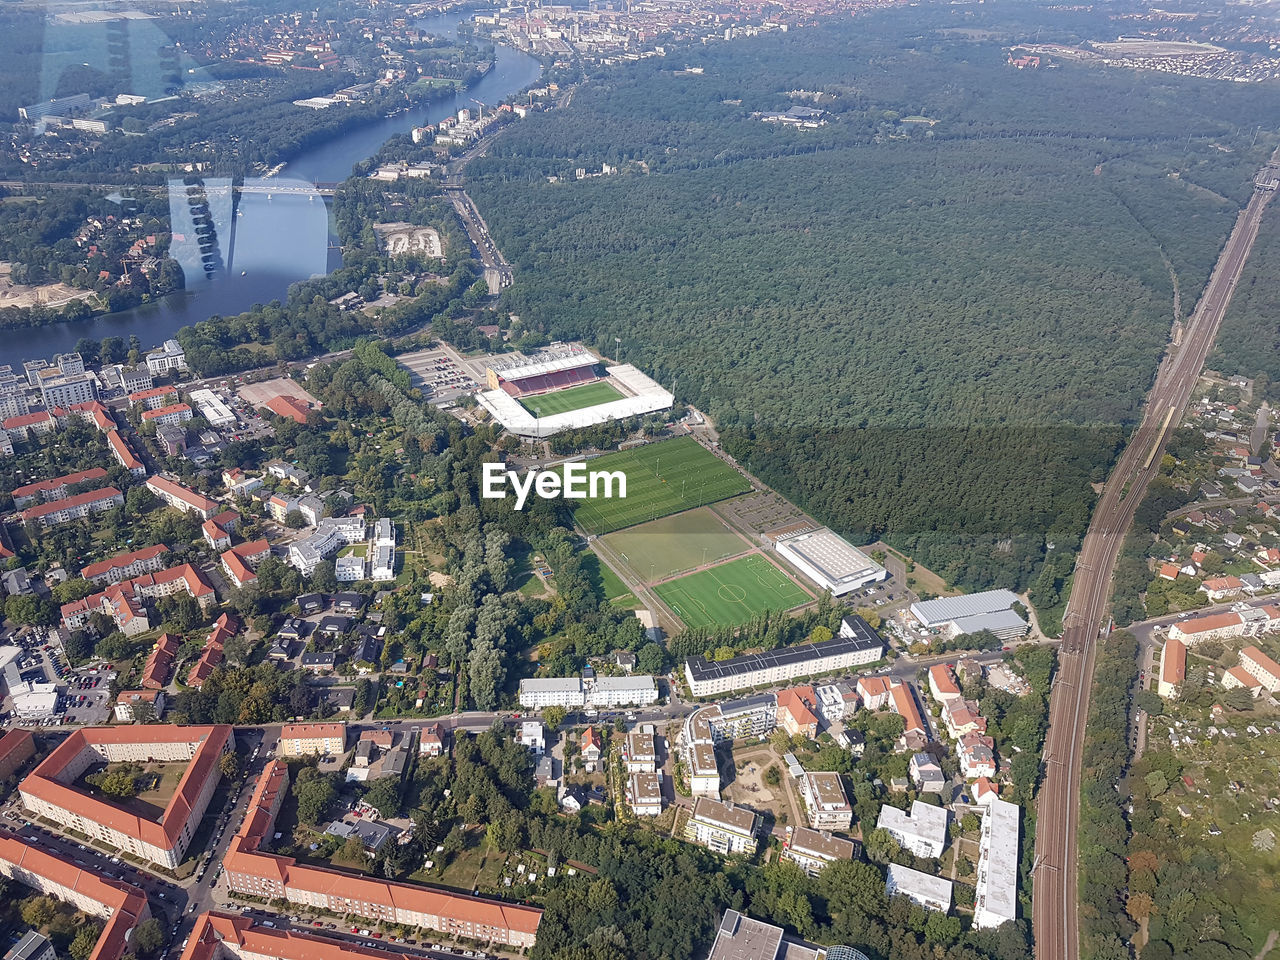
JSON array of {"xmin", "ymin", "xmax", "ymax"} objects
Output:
[
  {"xmin": 520, "ymin": 380, "xmax": 624, "ymax": 417},
  {"xmin": 601, "ymin": 507, "xmax": 749, "ymax": 582},
  {"xmin": 654, "ymin": 554, "xmax": 812, "ymax": 629},
  {"xmin": 572, "ymin": 436, "xmax": 752, "ymax": 534}
]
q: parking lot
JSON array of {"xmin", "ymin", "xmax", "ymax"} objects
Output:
[
  {"xmin": 1, "ymin": 627, "xmax": 115, "ymax": 727},
  {"xmin": 396, "ymin": 348, "xmax": 479, "ymax": 403}
]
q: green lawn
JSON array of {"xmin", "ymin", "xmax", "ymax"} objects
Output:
[
  {"xmin": 602, "ymin": 507, "xmax": 749, "ymax": 582},
  {"xmin": 572, "ymin": 436, "xmax": 751, "ymax": 534},
  {"xmin": 581, "ymin": 548, "xmax": 632, "ymax": 601},
  {"xmin": 654, "ymin": 554, "xmax": 810, "ymax": 628},
  {"xmin": 520, "ymin": 380, "xmax": 624, "ymax": 417}
]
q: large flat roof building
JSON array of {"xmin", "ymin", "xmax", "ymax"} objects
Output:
[
  {"xmin": 973, "ymin": 798, "xmax": 1020, "ymax": 929},
  {"xmin": 909, "ymin": 590, "xmax": 1028, "ymax": 640},
  {"xmin": 774, "ymin": 528, "xmax": 887, "ymax": 596},
  {"xmin": 18, "ymin": 725, "xmax": 233, "ymax": 869},
  {"xmin": 684, "ymin": 621, "xmax": 883, "ymax": 697}
]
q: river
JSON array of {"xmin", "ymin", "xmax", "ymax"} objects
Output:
[{"xmin": 0, "ymin": 12, "xmax": 541, "ymax": 368}]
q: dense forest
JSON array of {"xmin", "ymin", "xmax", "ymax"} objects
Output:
[
  {"xmin": 469, "ymin": 7, "xmax": 1280, "ymax": 594},
  {"xmin": 1211, "ymin": 200, "xmax": 1280, "ymax": 402}
]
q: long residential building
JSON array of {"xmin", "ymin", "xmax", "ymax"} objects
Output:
[
  {"xmin": 18, "ymin": 725, "xmax": 233, "ymax": 869},
  {"xmin": 518, "ymin": 675, "xmax": 661, "ymax": 710},
  {"xmin": 11, "ymin": 468, "xmax": 108, "ymax": 508},
  {"xmin": 61, "ymin": 563, "xmax": 216, "ymax": 634},
  {"xmin": 0, "ymin": 835, "xmax": 150, "ymax": 960},
  {"xmin": 224, "ymin": 762, "xmax": 542, "ymax": 947},
  {"xmin": 886, "ymin": 863, "xmax": 952, "ymax": 913},
  {"xmin": 1157, "ymin": 637, "xmax": 1186, "ymax": 698},
  {"xmin": 182, "ymin": 912, "xmax": 415, "ymax": 960},
  {"xmin": 684, "ymin": 617, "xmax": 884, "ymax": 697},
  {"xmin": 1238, "ymin": 645, "xmax": 1280, "ymax": 693},
  {"xmin": 81, "ymin": 544, "xmax": 169, "ymax": 585},
  {"xmin": 147, "ymin": 475, "xmax": 220, "ymax": 519},
  {"xmin": 973, "ymin": 797, "xmax": 1019, "ymax": 929},
  {"xmin": 21, "ymin": 487, "xmax": 123, "ymax": 528}
]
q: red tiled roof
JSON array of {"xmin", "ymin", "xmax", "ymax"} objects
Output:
[
  {"xmin": 81, "ymin": 544, "xmax": 168, "ymax": 581},
  {"xmin": 265, "ymin": 395, "xmax": 312, "ymax": 424},
  {"xmin": 182, "ymin": 912, "xmax": 413, "ymax": 960},
  {"xmin": 141, "ymin": 402, "xmax": 192, "ymax": 421},
  {"xmin": 129, "ymin": 386, "xmax": 178, "ymax": 403},
  {"xmin": 18, "ymin": 726, "xmax": 232, "ymax": 853},
  {"xmin": 141, "ymin": 633, "xmax": 182, "ymax": 689},
  {"xmin": 106, "ymin": 430, "xmax": 143, "ymax": 471},
  {"xmin": 21, "ymin": 487, "xmax": 122, "ymax": 522},
  {"xmin": 3, "ymin": 412, "xmax": 52, "ymax": 430},
  {"xmin": 1241, "ymin": 645, "xmax": 1280, "ymax": 680},
  {"xmin": 12, "ymin": 468, "xmax": 108, "ymax": 500},
  {"xmin": 281, "ymin": 723, "xmax": 345, "ymax": 740},
  {"xmin": 1161, "ymin": 638, "xmax": 1186, "ymax": 687},
  {"xmin": 146, "ymin": 476, "xmax": 219, "ymax": 514},
  {"xmin": 0, "ymin": 835, "xmax": 148, "ymax": 960},
  {"xmin": 776, "ymin": 686, "xmax": 818, "ymax": 729},
  {"xmin": 889, "ymin": 682, "xmax": 925, "ymax": 734},
  {"xmin": 928, "ymin": 664, "xmax": 960, "ymax": 698}
]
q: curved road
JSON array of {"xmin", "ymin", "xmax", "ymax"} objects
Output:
[{"xmin": 1033, "ymin": 156, "xmax": 1280, "ymax": 960}]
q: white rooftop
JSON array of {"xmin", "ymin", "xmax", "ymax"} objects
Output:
[
  {"xmin": 910, "ymin": 590, "xmax": 1021, "ymax": 628},
  {"xmin": 877, "ymin": 800, "xmax": 948, "ymax": 846},
  {"xmin": 520, "ymin": 677, "xmax": 584, "ymax": 692},
  {"xmin": 974, "ymin": 797, "xmax": 1020, "ymax": 928},
  {"xmin": 476, "ymin": 364, "xmax": 673, "ymax": 438},
  {"xmin": 775, "ymin": 528, "xmax": 884, "ymax": 586},
  {"xmin": 886, "ymin": 863, "xmax": 953, "ymax": 908}
]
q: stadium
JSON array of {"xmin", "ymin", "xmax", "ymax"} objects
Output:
[{"xmin": 475, "ymin": 344, "xmax": 674, "ymax": 438}]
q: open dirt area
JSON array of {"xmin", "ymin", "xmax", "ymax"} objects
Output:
[
  {"xmin": 238, "ymin": 377, "xmax": 320, "ymax": 407},
  {"xmin": 373, "ymin": 222, "xmax": 443, "ymax": 258},
  {"xmin": 0, "ymin": 263, "xmax": 97, "ymax": 310},
  {"xmin": 722, "ymin": 748, "xmax": 797, "ymax": 830}
]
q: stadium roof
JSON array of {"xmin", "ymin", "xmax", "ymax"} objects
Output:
[
  {"xmin": 487, "ymin": 344, "xmax": 597, "ymax": 382},
  {"xmin": 685, "ymin": 625, "xmax": 883, "ymax": 684},
  {"xmin": 910, "ymin": 590, "xmax": 1021, "ymax": 628},
  {"xmin": 476, "ymin": 364, "xmax": 672, "ymax": 438}
]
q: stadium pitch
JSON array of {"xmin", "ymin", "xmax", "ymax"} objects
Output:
[
  {"xmin": 520, "ymin": 381, "xmax": 624, "ymax": 417},
  {"xmin": 654, "ymin": 554, "xmax": 811, "ymax": 629},
  {"xmin": 572, "ymin": 436, "xmax": 751, "ymax": 535},
  {"xmin": 601, "ymin": 507, "xmax": 748, "ymax": 582}
]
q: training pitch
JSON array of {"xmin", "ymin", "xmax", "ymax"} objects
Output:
[
  {"xmin": 573, "ymin": 436, "xmax": 751, "ymax": 535},
  {"xmin": 654, "ymin": 554, "xmax": 811, "ymax": 629},
  {"xmin": 520, "ymin": 381, "xmax": 624, "ymax": 417},
  {"xmin": 602, "ymin": 507, "xmax": 748, "ymax": 582}
]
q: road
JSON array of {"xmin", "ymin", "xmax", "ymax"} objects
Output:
[
  {"xmin": 443, "ymin": 133, "xmax": 513, "ymax": 289},
  {"xmin": 1032, "ymin": 153, "xmax": 1280, "ymax": 960}
]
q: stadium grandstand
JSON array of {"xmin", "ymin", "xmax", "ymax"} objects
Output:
[
  {"xmin": 486, "ymin": 344, "xmax": 600, "ymax": 397},
  {"xmin": 477, "ymin": 363, "xmax": 674, "ymax": 439}
]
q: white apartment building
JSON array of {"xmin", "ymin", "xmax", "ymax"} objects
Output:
[
  {"xmin": 886, "ymin": 863, "xmax": 952, "ymax": 913},
  {"xmin": 799, "ymin": 771, "xmax": 853, "ymax": 831},
  {"xmin": 973, "ymin": 798, "xmax": 1020, "ymax": 929},
  {"xmin": 877, "ymin": 801, "xmax": 948, "ymax": 859},
  {"xmin": 518, "ymin": 677, "xmax": 586, "ymax": 709},
  {"xmin": 781, "ymin": 827, "xmax": 856, "ymax": 877},
  {"xmin": 146, "ymin": 339, "xmax": 187, "ymax": 375},
  {"xmin": 288, "ymin": 516, "xmax": 366, "ymax": 576},
  {"xmin": 627, "ymin": 771, "xmax": 663, "ymax": 817},
  {"xmin": 589, "ymin": 675, "xmax": 658, "ymax": 707}
]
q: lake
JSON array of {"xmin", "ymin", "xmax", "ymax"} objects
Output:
[{"xmin": 0, "ymin": 11, "xmax": 541, "ymax": 367}]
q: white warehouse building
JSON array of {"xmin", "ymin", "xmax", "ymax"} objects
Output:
[
  {"xmin": 909, "ymin": 590, "xmax": 1029, "ymax": 640},
  {"xmin": 774, "ymin": 528, "xmax": 887, "ymax": 596}
]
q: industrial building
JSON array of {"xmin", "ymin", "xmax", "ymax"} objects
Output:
[
  {"xmin": 909, "ymin": 590, "xmax": 1029, "ymax": 640},
  {"xmin": 773, "ymin": 527, "xmax": 887, "ymax": 596}
]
